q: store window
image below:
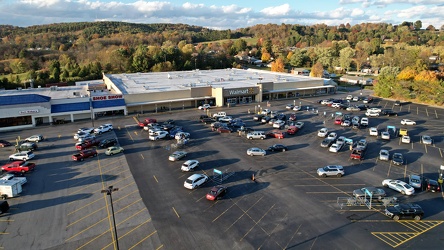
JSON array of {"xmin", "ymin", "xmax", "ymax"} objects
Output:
[{"xmin": 0, "ymin": 116, "xmax": 32, "ymax": 128}]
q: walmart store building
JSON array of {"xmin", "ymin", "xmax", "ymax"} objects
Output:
[{"xmin": 0, "ymin": 69, "xmax": 336, "ymax": 132}]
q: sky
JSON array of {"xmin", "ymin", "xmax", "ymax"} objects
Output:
[{"xmin": 0, "ymin": 0, "xmax": 443, "ymax": 30}]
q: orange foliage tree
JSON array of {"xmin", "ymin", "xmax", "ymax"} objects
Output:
[{"xmin": 271, "ymin": 58, "xmax": 285, "ymax": 72}]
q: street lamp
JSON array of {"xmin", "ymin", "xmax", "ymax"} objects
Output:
[{"xmin": 101, "ymin": 186, "xmax": 119, "ymax": 250}]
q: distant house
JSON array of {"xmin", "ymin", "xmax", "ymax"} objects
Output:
[
  {"xmin": 292, "ymin": 68, "xmax": 310, "ymax": 76},
  {"xmin": 339, "ymin": 75, "xmax": 373, "ymax": 85}
]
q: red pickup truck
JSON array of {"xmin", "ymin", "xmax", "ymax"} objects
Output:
[
  {"xmin": 75, "ymin": 138, "xmax": 100, "ymax": 150},
  {"xmin": 138, "ymin": 118, "xmax": 157, "ymax": 128},
  {"xmin": 1, "ymin": 161, "xmax": 36, "ymax": 173},
  {"xmin": 350, "ymin": 149, "xmax": 364, "ymax": 161},
  {"xmin": 72, "ymin": 149, "xmax": 98, "ymax": 161}
]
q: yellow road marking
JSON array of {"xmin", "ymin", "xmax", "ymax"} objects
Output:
[
  {"xmin": 140, "ymin": 154, "xmax": 144, "ymax": 159},
  {"xmin": 424, "ymin": 144, "xmax": 428, "ymax": 153},
  {"xmin": 240, "ymin": 204, "xmax": 275, "ymax": 241},
  {"xmin": 118, "ymin": 126, "xmax": 120, "ymax": 130},
  {"xmin": 155, "ymin": 245, "xmax": 164, "ymax": 250},
  {"xmin": 0, "ymin": 220, "xmax": 14, "ymax": 222},
  {"xmin": 172, "ymin": 207, "xmax": 180, "ymax": 218},
  {"xmin": 134, "ymin": 131, "xmax": 138, "ymax": 136},
  {"xmin": 426, "ymin": 108, "xmax": 429, "ymax": 116},
  {"xmin": 416, "ymin": 106, "xmax": 418, "ymax": 115},
  {"xmin": 212, "ymin": 196, "xmax": 249, "ymax": 222},
  {"xmin": 128, "ymin": 231, "xmax": 159, "ymax": 250},
  {"xmin": 153, "ymin": 175, "xmax": 158, "ymax": 183},
  {"xmin": 102, "ymin": 218, "xmax": 152, "ymax": 250},
  {"xmin": 225, "ymin": 196, "xmax": 264, "ymax": 232},
  {"xmin": 0, "ymin": 233, "xmax": 9, "ymax": 235}
]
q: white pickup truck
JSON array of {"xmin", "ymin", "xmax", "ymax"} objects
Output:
[
  {"xmin": 369, "ymin": 127, "xmax": 378, "ymax": 136},
  {"xmin": 212, "ymin": 112, "xmax": 227, "ymax": 118}
]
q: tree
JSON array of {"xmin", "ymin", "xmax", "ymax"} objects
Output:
[
  {"xmin": 374, "ymin": 66, "xmax": 400, "ymax": 97},
  {"xmin": 132, "ymin": 45, "xmax": 151, "ymax": 72},
  {"xmin": 310, "ymin": 62, "xmax": 324, "ymax": 77},
  {"xmin": 232, "ymin": 39, "xmax": 247, "ymax": 54},
  {"xmin": 339, "ymin": 47, "xmax": 355, "ymax": 71},
  {"xmin": 261, "ymin": 51, "xmax": 271, "ymax": 62},
  {"xmin": 271, "ymin": 58, "xmax": 285, "ymax": 72},
  {"xmin": 414, "ymin": 20, "xmax": 422, "ymax": 31},
  {"xmin": 289, "ymin": 49, "xmax": 305, "ymax": 67},
  {"xmin": 397, "ymin": 67, "xmax": 417, "ymax": 81}
]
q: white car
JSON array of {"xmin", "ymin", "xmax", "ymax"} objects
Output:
[
  {"xmin": 360, "ymin": 117, "xmax": 369, "ymax": 126},
  {"xmin": 77, "ymin": 127, "xmax": 94, "ymax": 134},
  {"xmin": 331, "ymin": 103, "xmax": 341, "ymax": 108},
  {"xmin": 329, "ymin": 143, "xmax": 342, "ymax": 153},
  {"xmin": 77, "ymin": 134, "xmax": 96, "ymax": 142},
  {"xmin": 218, "ymin": 116, "xmax": 233, "ymax": 122},
  {"xmin": 401, "ymin": 135, "xmax": 411, "ymax": 144},
  {"xmin": 381, "ymin": 131, "xmax": 390, "ymax": 140},
  {"xmin": 369, "ymin": 127, "xmax": 378, "ymax": 136},
  {"xmin": 346, "ymin": 106, "xmax": 360, "ymax": 112},
  {"xmin": 379, "ymin": 149, "xmax": 389, "ymax": 161},
  {"xmin": 184, "ymin": 174, "xmax": 209, "ymax": 189},
  {"xmin": 365, "ymin": 111, "xmax": 379, "ymax": 117},
  {"xmin": 382, "ymin": 179, "xmax": 415, "ymax": 195},
  {"xmin": 198, "ymin": 104, "xmax": 211, "ymax": 110},
  {"xmin": 336, "ymin": 136, "xmax": 346, "ymax": 146},
  {"xmin": 409, "ymin": 175, "xmax": 422, "ymax": 189},
  {"xmin": 401, "ymin": 119, "xmax": 416, "ymax": 125},
  {"xmin": 327, "ymin": 132, "xmax": 337, "ymax": 140},
  {"xmin": 261, "ymin": 109, "xmax": 271, "ymax": 115},
  {"xmin": 341, "ymin": 120, "xmax": 351, "ymax": 127},
  {"xmin": 148, "ymin": 128, "xmax": 162, "ymax": 135},
  {"xmin": 367, "ymin": 107, "xmax": 382, "ymax": 113},
  {"xmin": 175, "ymin": 132, "xmax": 190, "ymax": 140},
  {"xmin": 149, "ymin": 131, "xmax": 169, "ymax": 140},
  {"xmin": 286, "ymin": 104, "xmax": 294, "ymax": 110},
  {"xmin": 352, "ymin": 96, "xmax": 359, "ymax": 102},
  {"xmin": 293, "ymin": 106, "xmax": 301, "ymax": 111},
  {"xmin": 317, "ymin": 128, "xmax": 328, "ymax": 137},
  {"xmin": 247, "ymin": 148, "xmax": 266, "ymax": 156},
  {"xmin": 346, "ymin": 95, "xmax": 353, "ymax": 100},
  {"xmin": 181, "ymin": 160, "xmax": 199, "ymax": 172},
  {"xmin": 9, "ymin": 151, "xmax": 35, "ymax": 161},
  {"xmin": 272, "ymin": 120, "xmax": 285, "ymax": 129},
  {"xmin": 24, "ymin": 134, "xmax": 44, "ymax": 142},
  {"xmin": 0, "ymin": 174, "xmax": 27, "ymax": 185},
  {"xmin": 94, "ymin": 124, "xmax": 113, "ymax": 134}
]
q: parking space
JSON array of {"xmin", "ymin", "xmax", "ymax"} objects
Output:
[{"xmin": 0, "ymin": 123, "xmax": 162, "ymax": 249}]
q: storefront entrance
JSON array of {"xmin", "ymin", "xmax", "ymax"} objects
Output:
[{"xmin": 226, "ymin": 96, "xmax": 254, "ymax": 106}]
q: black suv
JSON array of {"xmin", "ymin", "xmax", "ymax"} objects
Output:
[
  {"xmin": 385, "ymin": 203, "xmax": 424, "ymax": 221},
  {"xmin": 381, "ymin": 110, "xmax": 398, "ymax": 116},
  {"xmin": 425, "ymin": 179, "xmax": 441, "ymax": 192},
  {"xmin": 99, "ymin": 138, "xmax": 117, "ymax": 148}
]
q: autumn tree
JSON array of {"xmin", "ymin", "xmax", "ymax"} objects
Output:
[
  {"xmin": 271, "ymin": 58, "xmax": 285, "ymax": 72},
  {"xmin": 339, "ymin": 47, "xmax": 355, "ymax": 71},
  {"xmin": 289, "ymin": 49, "xmax": 306, "ymax": 67},
  {"xmin": 397, "ymin": 67, "xmax": 417, "ymax": 81},
  {"xmin": 310, "ymin": 62, "xmax": 324, "ymax": 77}
]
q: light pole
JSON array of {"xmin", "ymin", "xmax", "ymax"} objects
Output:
[{"xmin": 101, "ymin": 186, "xmax": 119, "ymax": 250}]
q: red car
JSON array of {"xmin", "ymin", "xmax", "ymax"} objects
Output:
[
  {"xmin": 1, "ymin": 161, "xmax": 36, "ymax": 173},
  {"xmin": 267, "ymin": 131, "xmax": 285, "ymax": 139},
  {"xmin": 334, "ymin": 117, "xmax": 343, "ymax": 125},
  {"xmin": 287, "ymin": 126, "xmax": 298, "ymax": 135},
  {"xmin": 206, "ymin": 186, "xmax": 227, "ymax": 201},
  {"xmin": 0, "ymin": 140, "xmax": 12, "ymax": 147},
  {"xmin": 138, "ymin": 118, "xmax": 157, "ymax": 128},
  {"xmin": 289, "ymin": 114, "xmax": 297, "ymax": 121},
  {"xmin": 75, "ymin": 138, "xmax": 100, "ymax": 150},
  {"xmin": 217, "ymin": 127, "xmax": 233, "ymax": 133}
]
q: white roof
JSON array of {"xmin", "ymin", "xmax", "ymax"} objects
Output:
[{"xmin": 106, "ymin": 68, "xmax": 322, "ymax": 95}]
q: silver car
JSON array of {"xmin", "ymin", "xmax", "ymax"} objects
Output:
[
  {"xmin": 247, "ymin": 148, "xmax": 266, "ymax": 156},
  {"xmin": 317, "ymin": 165, "xmax": 344, "ymax": 177},
  {"xmin": 421, "ymin": 135, "xmax": 433, "ymax": 145},
  {"xmin": 379, "ymin": 149, "xmax": 389, "ymax": 161}
]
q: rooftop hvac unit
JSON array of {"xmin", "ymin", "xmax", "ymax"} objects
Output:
[
  {"xmin": 50, "ymin": 86, "xmax": 57, "ymax": 91},
  {"xmin": 17, "ymin": 87, "xmax": 22, "ymax": 90}
]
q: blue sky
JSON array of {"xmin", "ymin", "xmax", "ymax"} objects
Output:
[{"xmin": 0, "ymin": 0, "xmax": 443, "ymax": 29}]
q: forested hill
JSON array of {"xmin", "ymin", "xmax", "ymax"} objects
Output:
[{"xmin": 0, "ymin": 22, "xmax": 233, "ymax": 42}]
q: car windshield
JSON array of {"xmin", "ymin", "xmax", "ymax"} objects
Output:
[
  {"xmin": 404, "ymin": 184, "xmax": 413, "ymax": 189},
  {"xmin": 209, "ymin": 190, "xmax": 217, "ymax": 195},
  {"xmin": 411, "ymin": 179, "xmax": 420, "ymax": 183},
  {"xmin": 185, "ymin": 179, "xmax": 193, "ymax": 184}
]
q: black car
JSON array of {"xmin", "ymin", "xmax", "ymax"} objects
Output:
[
  {"xmin": 199, "ymin": 115, "xmax": 209, "ymax": 121},
  {"xmin": 320, "ymin": 138, "xmax": 335, "ymax": 148},
  {"xmin": 392, "ymin": 153, "xmax": 404, "ymax": 166},
  {"xmin": 356, "ymin": 104, "xmax": 369, "ymax": 111},
  {"xmin": 381, "ymin": 110, "xmax": 398, "ymax": 116},
  {"xmin": 237, "ymin": 127, "xmax": 254, "ymax": 133},
  {"xmin": 202, "ymin": 118, "xmax": 215, "ymax": 124},
  {"xmin": 230, "ymin": 122, "xmax": 246, "ymax": 128},
  {"xmin": 394, "ymin": 100, "xmax": 401, "ymax": 106},
  {"xmin": 352, "ymin": 122, "xmax": 360, "ymax": 129},
  {"xmin": 276, "ymin": 113, "xmax": 287, "ymax": 121},
  {"xmin": 261, "ymin": 116, "xmax": 272, "ymax": 124},
  {"xmin": 385, "ymin": 203, "xmax": 424, "ymax": 221},
  {"xmin": 253, "ymin": 114, "xmax": 264, "ymax": 121},
  {"xmin": 425, "ymin": 179, "xmax": 441, "ymax": 192},
  {"xmin": 338, "ymin": 104, "xmax": 349, "ymax": 110},
  {"xmin": 162, "ymin": 123, "xmax": 175, "ymax": 131},
  {"xmin": 99, "ymin": 138, "xmax": 117, "ymax": 148},
  {"xmin": 267, "ymin": 144, "xmax": 288, "ymax": 152}
]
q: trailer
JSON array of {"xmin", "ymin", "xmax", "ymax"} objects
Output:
[{"xmin": 0, "ymin": 180, "xmax": 23, "ymax": 199}]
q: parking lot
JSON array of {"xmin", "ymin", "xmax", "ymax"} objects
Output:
[{"xmin": 1, "ymin": 90, "xmax": 444, "ymax": 249}]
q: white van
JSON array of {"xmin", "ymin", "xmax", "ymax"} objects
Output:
[{"xmin": 246, "ymin": 131, "xmax": 266, "ymax": 140}]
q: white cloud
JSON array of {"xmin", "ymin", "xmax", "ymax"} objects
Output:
[
  {"xmin": 260, "ymin": 4, "xmax": 290, "ymax": 16},
  {"xmin": 350, "ymin": 8, "xmax": 364, "ymax": 17}
]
